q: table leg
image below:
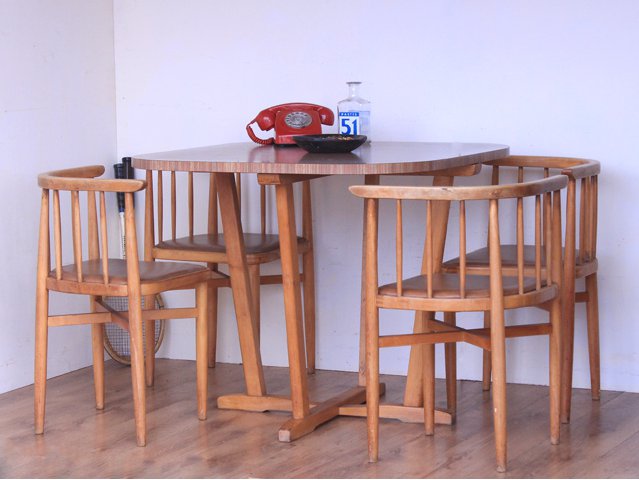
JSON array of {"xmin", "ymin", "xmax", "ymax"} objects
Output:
[
  {"xmin": 274, "ymin": 182, "xmax": 310, "ymax": 420},
  {"xmin": 215, "ymin": 173, "xmax": 266, "ymax": 396},
  {"xmin": 274, "ymin": 179, "xmax": 369, "ymax": 442}
]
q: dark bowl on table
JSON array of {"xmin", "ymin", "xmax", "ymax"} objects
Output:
[{"xmin": 293, "ymin": 134, "xmax": 367, "ymax": 154}]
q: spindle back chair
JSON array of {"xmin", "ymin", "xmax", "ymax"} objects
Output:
[
  {"xmin": 442, "ymin": 155, "xmax": 600, "ymax": 421},
  {"xmin": 35, "ymin": 165, "xmax": 212, "ymax": 447},
  {"xmin": 350, "ymin": 174, "xmax": 568, "ymax": 472},
  {"xmin": 140, "ymin": 168, "xmax": 315, "ymax": 384}
]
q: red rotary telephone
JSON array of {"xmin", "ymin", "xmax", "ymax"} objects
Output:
[{"xmin": 246, "ymin": 103, "xmax": 335, "ymax": 145}]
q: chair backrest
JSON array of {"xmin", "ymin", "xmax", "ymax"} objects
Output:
[
  {"xmin": 37, "ymin": 165, "xmax": 146, "ymax": 287},
  {"xmin": 139, "ymin": 169, "xmax": 312, "ymax": 253},
  {"xmin": 484, "ymin": 156, "xmax": 600, "ymax": 263},
  {"xmin": 350, "ymin": 175, "xmax": 568, "ymax": 305}
]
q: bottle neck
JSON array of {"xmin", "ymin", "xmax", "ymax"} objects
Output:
[{"xmin": 347, "ymin": 83, "xmax": 361, "ymax": 99}]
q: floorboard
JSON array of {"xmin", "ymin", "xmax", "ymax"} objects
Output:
[{"xmin": 0, "ymin": 359, "xmax": 632, "ymax": 478}]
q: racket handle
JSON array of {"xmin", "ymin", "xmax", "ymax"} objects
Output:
[{"xmin": 119, "ymin": 212, "xmax": 126, "ymax": 259}]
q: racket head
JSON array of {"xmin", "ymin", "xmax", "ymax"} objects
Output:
[{"xmin": 103, "ymin": 294, "xmax": 166, "ymax": 366}]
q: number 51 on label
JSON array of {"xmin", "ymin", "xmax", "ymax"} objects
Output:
[{"xmin": 339, "ymin": 112, "xmax": 360, "ymax": 135}]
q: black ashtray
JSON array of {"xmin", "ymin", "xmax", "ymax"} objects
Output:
[{"xmin": 293, "ymin": 134, "xmax": 367, "ymax": 153}]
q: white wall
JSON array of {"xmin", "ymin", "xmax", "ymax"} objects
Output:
[
  {"xmin": 113, "ymin": 0, "xmax": 639, "ymax": 392},
  {"xmin": 0, "ymin": 1, "xmax": 117, "ymax": 393},
  {"xmin": 4, "ymin": 0, "xmax": 635, "ymax": 395}
]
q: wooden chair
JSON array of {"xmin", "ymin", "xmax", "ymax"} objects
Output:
[
  {"xmin": 139, "ymin": 169, "xmax": 315, "ymax": 385},
  {"xmin": 35, "ymin": 166, "xmax": 214, "ymax": 446},
  {"xmin": 350, "ymin": 175, "xmax": 567, "ymax": 472},
  {"xmin": 442, "ymin": 156, "xmax": 600, "ymax": 422}
]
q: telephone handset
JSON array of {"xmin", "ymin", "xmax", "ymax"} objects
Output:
[{"xmin": 246, "ymin": 103, "xmax": 335, "ymax": 145}]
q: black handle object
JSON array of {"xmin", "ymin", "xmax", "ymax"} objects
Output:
[
  {"xmin": 113, "ymin": 163, "xmax": 126, "ymax": 213},
  {"xmin": 121, "ymin": 156, "xmax": 135, "ymax": 207},
  {"xmin": 122, "ymin": 157, "xmax": 134, "ymax": 179}
]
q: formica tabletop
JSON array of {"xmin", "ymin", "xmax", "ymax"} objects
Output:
[{"xmin": 132, "ymin": 142, "xmax": 509, "ymax": 175}]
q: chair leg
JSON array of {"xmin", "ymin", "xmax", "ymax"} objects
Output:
[
  {"xmin": 549, "ymin": 296, "xmax": 562, "ymax": 445},
  {"xmin": 34, "ymin": 286, "xmax": 49, "ymax": 435},
  {"xmin": 482, "ymin": 310, "xmax": 492, "ymax": 391},
  {"xmin": 128, "ymin": 295, "xmax": 147, "ymax": 447},
  {"xmin": 302, "ymin": 249, "xmax": 316, "ymax": 374},
  {"xmin": 90, "ymin": 297, "xmax": 104, "ymax": 410},
  {"xmin": 248, "ymin": 264, "xmax": 261, "ymax": 344},
  {"xmin": 423, "ymin": 338, "xmax": 435, "ymax": 436},
  {"xmin": 490, "ymin": 308, "xmax": 507, "ymax": 473},
  {"xmin": 196, "ymin": 282, "xmax": 208, "ymax": 420},
  {"xmin": 585, "ymin": 273, "xmax": 601, "ymax": 401},
  {"xmin": 444, "ymin": 312, "xmax": 457, "ymax": 416},
  {"xmin": 144, "ymin": 296, "xmax": 155, "ymax": 387},
  {"xmin": 207, "ymin": 282, "xmax": 218, "ymax": 368},
  {"xmin": 366, "ymin": 305, "xmax": 380, "ymax": 462}
]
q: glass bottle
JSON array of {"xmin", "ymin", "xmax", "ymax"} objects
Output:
[{"xmin": 337, "ymin": 81, "xmax": 371, "ymax": 139}]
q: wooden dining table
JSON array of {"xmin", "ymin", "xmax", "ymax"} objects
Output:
[{"xmin": 132, "ymin": 141, "xmax": 509, "ymax": 442}]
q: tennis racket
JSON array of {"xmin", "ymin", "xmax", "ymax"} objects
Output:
[{"xmin": 102, "ymin": 158, "xmax": 166, "ymax": 365}]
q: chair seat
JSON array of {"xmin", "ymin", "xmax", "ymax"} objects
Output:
[
  {"xmin": 155, "ymin": 233, "xmax": 309, "ymax": 256},
  {"xmin": 442, "ymin": 244, "xmax": 596, "ymax": 277},
  {"xmin": 50, "ymin": 259, "xmax": 209, "ymax": 286},
  {"xmin": 379, "ymin": 272, "xmax": 538, "ymax": 299}
]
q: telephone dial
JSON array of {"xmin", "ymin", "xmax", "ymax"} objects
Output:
[{"xmin": 246, "ymin": 103, "xmax": 335, "ymax": 145}]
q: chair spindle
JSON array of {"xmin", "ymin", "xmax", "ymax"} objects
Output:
[
  {"xmin": 144, "ymin": 170, "xmax": 155, "ymax": 263},
  {"xmin": 157, "ymin": 170, "xmax": 164, "ymax": 242},
  {"xmin": 208, "ymin": 173, "xmax": 218, "ymax": 235},
  {"xmin": 426, "ymin": 200, "xmax": 433, "ymax": 298},
  {"xmin": 395, "ymin": 200, "xmax": 403, "ymax": 296},
  {"xmin": 71, "ymin": 190, "xmax": 83, "ymax": 282},
  {"xmin": 551, "ymin": 190, "xmax": 562, "ymax": 284},
  {"xmin": 542, "ymin": 167, "xmax": 550, "ymax": 251},
  {"xmin": 171, "ymin": 171, "xmax": 177, "ymax": 240},
  {"xmin": 459, "ymin": 200, "xmax": 466, "ymax": 298},
  {"xmin": 534, "ymin": 194, "xmax": 542, "ymax": 290},
  {"xmin": 260, "ymin": 184, "xmax": 267, "ymax": 235},
  {"xmin": 53, "ymin": 190, "xmax": 63, "ymax": 280},
  {"xmin": 491, "ymin": 165, "xmax": 500, "ymax": 185},
  {"xmin": 544, "ymin": 190, "xmax": 553, "ymax": 286},
  {"xmin": 516, "ymin": 196, "xmax": 525, "ymax": 294},
  {"xmin": 590, "ymin": 176, "xmax": 598, "ymax": 258},
  {"xmin": 188, "ymin": 172, "xmax": 194, "ymax": 237},
  {"xmin": 87, "ymin": 191, "xmax": 99, "ymax": 260},
  {"xmin": 579, "ymin": 177, "xmax": 588, "ymax": 263},
  {"xmin": 99, "ymin": 191, "xmax": 109, "ymax": 285}
]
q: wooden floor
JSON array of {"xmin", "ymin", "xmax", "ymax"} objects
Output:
[{"xmin": 1, "ymin": 359, "xmax": 637, "ymax": 478}]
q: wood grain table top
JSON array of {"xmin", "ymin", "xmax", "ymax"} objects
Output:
[{"xmin": 132, "ymin": 142, "xmax": 509, "ymax": 175}]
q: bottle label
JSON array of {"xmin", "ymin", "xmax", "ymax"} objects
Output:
[{"xmin": 339, "ymin": 111, "xmax": 369, "ymax": 136}]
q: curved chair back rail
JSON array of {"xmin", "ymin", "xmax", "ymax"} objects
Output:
[
  {"xmin": 38, "ymin": 165, "xmax": 146, "ymax": 193},
  {"xmin": 350, "ymin": 174, "xmax": 567, "ymax": 201},
  {"xmin": 484, "ymin": 155, "xmax": 600, "ymax": 179}
]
